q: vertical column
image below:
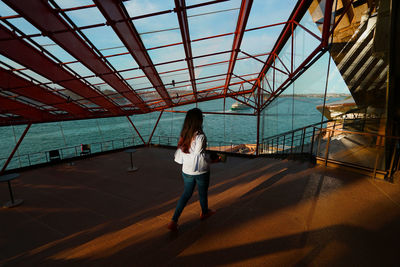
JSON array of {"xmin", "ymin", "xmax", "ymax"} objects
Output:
[
  {"xmin": 148, "ymin": 111, "xmax": 164, "ymax": 145},
  {"xmin": 1, "ymin": 123, "xmax": 32, "ymax": 173}
]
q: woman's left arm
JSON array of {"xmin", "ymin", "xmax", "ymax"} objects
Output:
[{"xmin": 193, "ymin": 134, "xmax": 205, "ymax": 155}]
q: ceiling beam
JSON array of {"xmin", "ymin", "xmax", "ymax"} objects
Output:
[
  {"xmin": 0, "ymin": 95, "xmax": 58, "ymax": 122},
  {"xmin": 174, "ymin": 0, "xmax": 198, "ymax": 101},
  {"xmin": 3, "ymin": 0, "xmax": 148, "ymax": 113},
  {"xmin": 94, "ymin": 0, "xmax": 173, "ymax": 107},
  {"xmin": 0, "ymin": 67, "xmax": 91, "ymax": 119},
  {"xmin": 223, "ymin": 0, "xmax": 253, "ymax": 95},
  {"xmin": 251, "ymin": 0, "xmax": 312, "ymax": 94},
  {"xmin": 0, "ymin": 24, "xmax": 122, "ymax": 116}
]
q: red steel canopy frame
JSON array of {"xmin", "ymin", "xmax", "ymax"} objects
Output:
[
  {"xmin": 0, "ymin": 24, "xmax": 122, "ymax": 117},
  {"xmin": 174, "ymin": 0, "xmax": 198, "ymax": 101},
  {"xmin": 3, "ymin": 0, "xmax": 149, "ymax": 113},
  {"xmin": 0, "ymin": 0, "xmax": 335, "ymax": 127},
  {"xmin": 94, "ymin": 0, "xmax": 173, "ymax": 107},
  {"xmin": 0, "ymin": 67, "xmax": 90, "ymax": 119},
  {"xmin": 223, "ymin": 0, "xmax": 253, "ymax": 95},
  {"xmin": 244, "ymin": 0, "xmax": 334, "ymax": 112}
]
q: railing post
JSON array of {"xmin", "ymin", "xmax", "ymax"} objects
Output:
[
  {"xmin": 291, "ymin": 131, "xmax": 294, "ymax": 154},
  {"xmin": 388, "ymin": 139, "xmax": 398, "ymax": 181},
  {"xmin": 373, "ymin": 136, "xmax": 382, "ymax": 179},
  {"xmin": 301, "ymin": 127, "xmax": 306, "ymax": 153},
  {"xmin": 316, "ymin": 127, "xmax": 323, "ymax": 157},
  {"xmin": 282, "ymin": 135, "xmax": 286, "ymax": 154},
  {"xmin": 276, "ymin": 136, "xmax": 279, "ymax": 154},
  {"xmin": 310, "ymin": 127, "xmax": 316, "ymax": 155},
  {"xmin": 272, "ymin": 139, "xmax": 274, "ymax": 153},
  {"xmin": 324, "ymin": 129, "xmax": 332, "ymax": 166}
]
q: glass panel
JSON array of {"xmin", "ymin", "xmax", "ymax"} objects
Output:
[
  {"xmin": 0, "ymin": 1, "xmax": 17, "ymax": 16},
  {"xmin": 195, "ymin": 61, "xmax": 229, "ymax": 80},
  {"xmin": 155, "ymin": 60, "xmax": 187, "ymax": 74},
  {"xmin": 65, "ymin": 6, "xmax": 105, "ymax": 27},
  {"xmin": 187, "ymin": 0, "xmax": 241, "ymax": 40},
  {"xmin": 53, "ymin": 0, "xmax": 94, "ymax": 9},
  {"xmin": 67, "ymin": 61, "xmax": 95, "ymax": 78},
  {"xmin": 106, "ymin": 53, "xmax": 138, "ymax": 71},
  {"xmin": 160, "ymin": 71, "xmax": 191, "ymax": 88},
  {"xmin": 19, "ymin": 69, "xmax": 52, "ymax": 84},
  {"xmin": 81, "ymin": 25, "xmax": 125, "ymax": 50},
  {"xmin": 232, "ymin": 56, "xmax": 264, "ymax": 82},
  {"xmin": 241, "ymin": 25, "xmax": 284, "ymax": 58},
  {"xmin": 123, "ymin": 0, "xmax": 174, "ymax": 18},
  {"xmin": 191, "ymin": 34, "xmax": 234, "ymax": 58},
  {"xmin": 0, "ymin": 55, "xmax": 25, "ymax": 70},
  {"xmin": 5, "ymin": 17, "xmax": 41, "ymax": 35},
  {"xmin": 31, "ymin": 36, "xmax": 77, "ymax": 63},
  {"xmin": 148, "ymin": 44, "xmax": 186, "ymax": 65},
  {"xmin": 246, "ymin": 0, "xmax": 296, "ymax": 29},
  {"xmin": 293, "ymin": 13, "xmax": 321, "ymax": 70}
]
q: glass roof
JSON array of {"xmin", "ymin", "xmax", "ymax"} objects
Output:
[{"xmin": 0, "ymin": 0, "xmax": 329, "ymax": 125}]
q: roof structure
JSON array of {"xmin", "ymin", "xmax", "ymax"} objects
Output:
[{"xmin": 0, "ymin": 0, "xmax": 335, "ymax": 126}]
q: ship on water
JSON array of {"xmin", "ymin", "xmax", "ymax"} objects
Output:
[
  {"xmin": 0, "ymin": 0, "xmax": 399, "ymax": 266},
  {"xmin": 231, "ymin": 102, "xmax": 251, "ymax": 111}
]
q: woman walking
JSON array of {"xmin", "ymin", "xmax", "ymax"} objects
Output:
[{"xmin": 168, "ymin": 108, "xmax": 215, "ymax": 231}]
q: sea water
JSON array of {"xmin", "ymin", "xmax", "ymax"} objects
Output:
[{"xmin": 0, "ymin": 96, "xmax": 343, "ymax": 170}]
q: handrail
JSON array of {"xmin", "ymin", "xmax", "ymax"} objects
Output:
[
  {"xmin": 260, "ymin": 118, "xmax": 400, "ymax": 181},
  {"xmin": 262, "ymin": 119, "xmax": 332, "ymax": 142},
  {"xmin": 1, "ymin": 119, "xmax": 398, "ymax": 181},
  {"xmin": 0, "ymin": 134, "xmax": 256, "ymax": 171}
]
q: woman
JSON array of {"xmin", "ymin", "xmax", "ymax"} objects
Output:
[{"xmin": 168, "ymin": 108, "xmax": 215, "ymax": 231}]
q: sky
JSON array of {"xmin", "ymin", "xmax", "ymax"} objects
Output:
[{"xmin": 0, "ymin": 0, "xmax": 350, "ymax": 105}]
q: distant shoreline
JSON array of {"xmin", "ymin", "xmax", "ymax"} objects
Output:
[{"xmin": 277, "ymin": 93, "xmax": 351, "ymax": 98}]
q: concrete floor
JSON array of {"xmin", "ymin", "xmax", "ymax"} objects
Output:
[{"xmin": 1, "ymin": 147, "xmax": 399, "ymax": 266}]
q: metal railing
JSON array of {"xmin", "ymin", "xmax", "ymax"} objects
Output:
[
  {"xmin": 261, "ymin": 119, "xmax": 400, "ymax": 180},
  {"xmin": 0, "ymin": 136, "xmax": 142, "ymax": 171},
  {"xmin": 2, "ymin": 119, "xmax": 398, "ymax": 181},
  {"xmin": 261, "ymin": 120, "xmax": 332, "ymax": 155},
  {"xmin": 150, "ymin": 135, "xmax": 257, "ymax": 155},
  {"xmin": 1, "ymin": 134, "xmax": 257, "ymax": 172}
]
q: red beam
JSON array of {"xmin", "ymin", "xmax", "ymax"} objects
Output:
[
  {"xmin": 126, "ymin": 116, "xmax": 146, "ymax": 145},
  {"xmin": 322, "ymin": 0, "xmax": 334, "ymax": 48},
  {"xmin": 261, "ymin": 44, "xmax": 323, "ymax": 110},
  {"xmin": 1, "ymin": 123, "xmax": 31, "ymax": 174},
  {"xmin": 175, "ymin": 0, "xmax": 198, "ymax": 100},
  {"xmin": 153, "ymin": 88, "xmax": 254, "ymax": 112},
  {"xmin": 0, "ymin": 67, "xmax": 91, "ymax": 118},
  {"xmin": 223, "ymin": 0, "xmax": 253, "ymax": 95},
  {"xmin": 251, "ymin": 0, "xmax": 311, "ymax": 93},
  {"xmin": 0, "ymin": 24, "xmax": 122, "ymax": 116},
  {"xmin": 94, "ymin": 0, "xmax": 173, "ymax": 107},
  {"xmin": 0, "ymin": 95, "xmax": 58, "ymax": 121},
  {"xmin": 164, "ymin": 110, "xmax": 255, "ymax": 116},
  {"xmin": 4, "ymin": 0, "xmax": 148, "ymax": 113},
  {"xmin": 148, "ymin": 110, "xmax": 164, "ymax": 144}
]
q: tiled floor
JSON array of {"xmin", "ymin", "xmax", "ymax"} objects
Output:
[{"xmin": 1, "ymin": 147, "xmax": 399, "ymax": 266}]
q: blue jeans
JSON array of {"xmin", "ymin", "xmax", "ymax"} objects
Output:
[{"xmin": 172, "ymin": 172, "xmax": 210, "ymax": 222}]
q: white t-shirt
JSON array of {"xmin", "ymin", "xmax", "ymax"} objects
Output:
[{"xmin": 174, "ymin": 134, "xmax": 210, "ymax": 175}]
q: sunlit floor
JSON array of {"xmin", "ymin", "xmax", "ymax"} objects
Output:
[{"xmin": 1, "ymin": 147, "xmax": 400, "ymax": 266}]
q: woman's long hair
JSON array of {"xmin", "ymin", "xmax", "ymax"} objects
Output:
[{"xmin": 178, "ymin": 108, "xmax": 207, "ymax": 153}]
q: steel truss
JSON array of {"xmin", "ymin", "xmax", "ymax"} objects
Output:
[{"xmin": 0, "ymin": 0, "xmax": 335, "ymax": 127}]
